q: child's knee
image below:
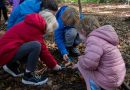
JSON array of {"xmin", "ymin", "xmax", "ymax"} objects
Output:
[
  {"xmin": 30, "ymin": 41, "xmax": 41, "ymax": 49},
  {"xmin": 64, "ymin": 29, "xmax": 78, "ymax": 47}
]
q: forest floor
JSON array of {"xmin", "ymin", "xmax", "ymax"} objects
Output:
[{"xmin": 0, "ymin": 3, "xmax": 130, "ymax": 90}]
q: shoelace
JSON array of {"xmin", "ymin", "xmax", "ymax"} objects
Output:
[{"xmin": 32, "ymin": 73, "xmax": 41, "ymax": 80}]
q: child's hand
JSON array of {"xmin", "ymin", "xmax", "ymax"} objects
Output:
[
  {"xmin": 78, "ymin": 56, "xmax": 82, "ymax": 60},
  {"xmin": 53, "ymin": 64, "xmax": 61, "ymax": 71},
  {"xmin": 72, "ymin": 64, "xmax": 78, "ymax": 69},
  {"xmin": 63, "ymin": 54, "xmax": 69, "ymax": 61},
  {"xmin": 0, "ymin": 31, "xmax": 6, "ymax": 38}
]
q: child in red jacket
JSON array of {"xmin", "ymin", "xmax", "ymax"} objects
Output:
[{"xmin": 1, "ymin": 13, "xmax": 60, "ymax": 85}]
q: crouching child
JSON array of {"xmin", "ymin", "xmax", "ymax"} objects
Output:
[
  {"xmin": 54, "ymin": 6, "xmax": 81, "ymax": 62},
  {"xmin": 74, "ymin": 16, "xmax": 126, "ymax": 90},
  {"xmin": 0, "ymin": 13, "xmax": 61, "ymax": 85}
]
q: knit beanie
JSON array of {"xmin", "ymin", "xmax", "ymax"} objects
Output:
[{"xmin": 39, "ymin": 10, "xmax": 58, "ymax": 33}]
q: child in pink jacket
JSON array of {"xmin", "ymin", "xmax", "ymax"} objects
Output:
[{"xmin": 75, "ymin": 16, "xmax": 126, "ymax": 90}]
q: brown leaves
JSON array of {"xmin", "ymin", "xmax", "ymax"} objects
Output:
[{"xmin": 0, "ymin": 3, "xmax": 130, "ymax": 90}]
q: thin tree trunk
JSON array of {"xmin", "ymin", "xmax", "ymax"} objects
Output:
[{"xmin": 78, "ymin": 0, "xmax": 82, "ymax": 13}]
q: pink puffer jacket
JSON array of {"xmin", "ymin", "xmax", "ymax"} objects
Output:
[{"xmin": 77, "ymin": 25, "xmax": 126, "ymax": 90}]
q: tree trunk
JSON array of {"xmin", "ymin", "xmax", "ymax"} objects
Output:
[{"xmin": 78, "ymin": 0, "xmax": 82, "ymax": 13}]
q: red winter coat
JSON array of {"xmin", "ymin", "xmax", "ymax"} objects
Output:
[{"xmin": 0, "ymin": 13, "xmax": 57, "ymax": 68}]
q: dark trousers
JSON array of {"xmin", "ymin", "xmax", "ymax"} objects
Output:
[
  {"xmin": 7, "ymin": 41, "xmax": 41, "ymax": 72},
  {"xmin": 0, "ymin": 1, "xmax": 8, "ymax": 21}
]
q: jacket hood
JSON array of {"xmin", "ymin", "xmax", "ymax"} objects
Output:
[
  {"xmin": 89, "ymin": 25, "xmax": 119, "ymax": 46},
  {"xmin": 56, "ymin": 6, "xmax": 68, "ymax": 20},
  {"xmin": 20, "ymin": 0, "xmax": 41, "ymax": 15},
  {"xmin": 24, "ymin": 13, "xmax": 46, "ymax": 34},
  {"xmin": 55, "ymin": 6, "xmax": 68, "ymax": 29}
]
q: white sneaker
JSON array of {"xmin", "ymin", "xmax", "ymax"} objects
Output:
[{"xmin": 3, "ymin": 65, "xmax": 23, "ymax": 77}]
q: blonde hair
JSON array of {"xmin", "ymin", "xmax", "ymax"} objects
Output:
[
  {"xmin": 80, "ymin": 15, "xmax": 100, "ymax": 35},
  {"xmin": 39, "ymin": 10, "xmax": 58, "ymax": 33},
  {"xmin": 61, "ymin": 7, "xmax": 80, "ymax": 28}
]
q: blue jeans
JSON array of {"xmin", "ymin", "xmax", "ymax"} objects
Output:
[
  {"xmin": 64, "ymin": 28, "xmax": 81, "ymax": 47},
  {"xmin": 90, "ymin": 80, "xmax": 101, "ymax": 90},
  {"xmin": 7, "ymin": 41, "xmax": 41, "ymax": 72}
]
